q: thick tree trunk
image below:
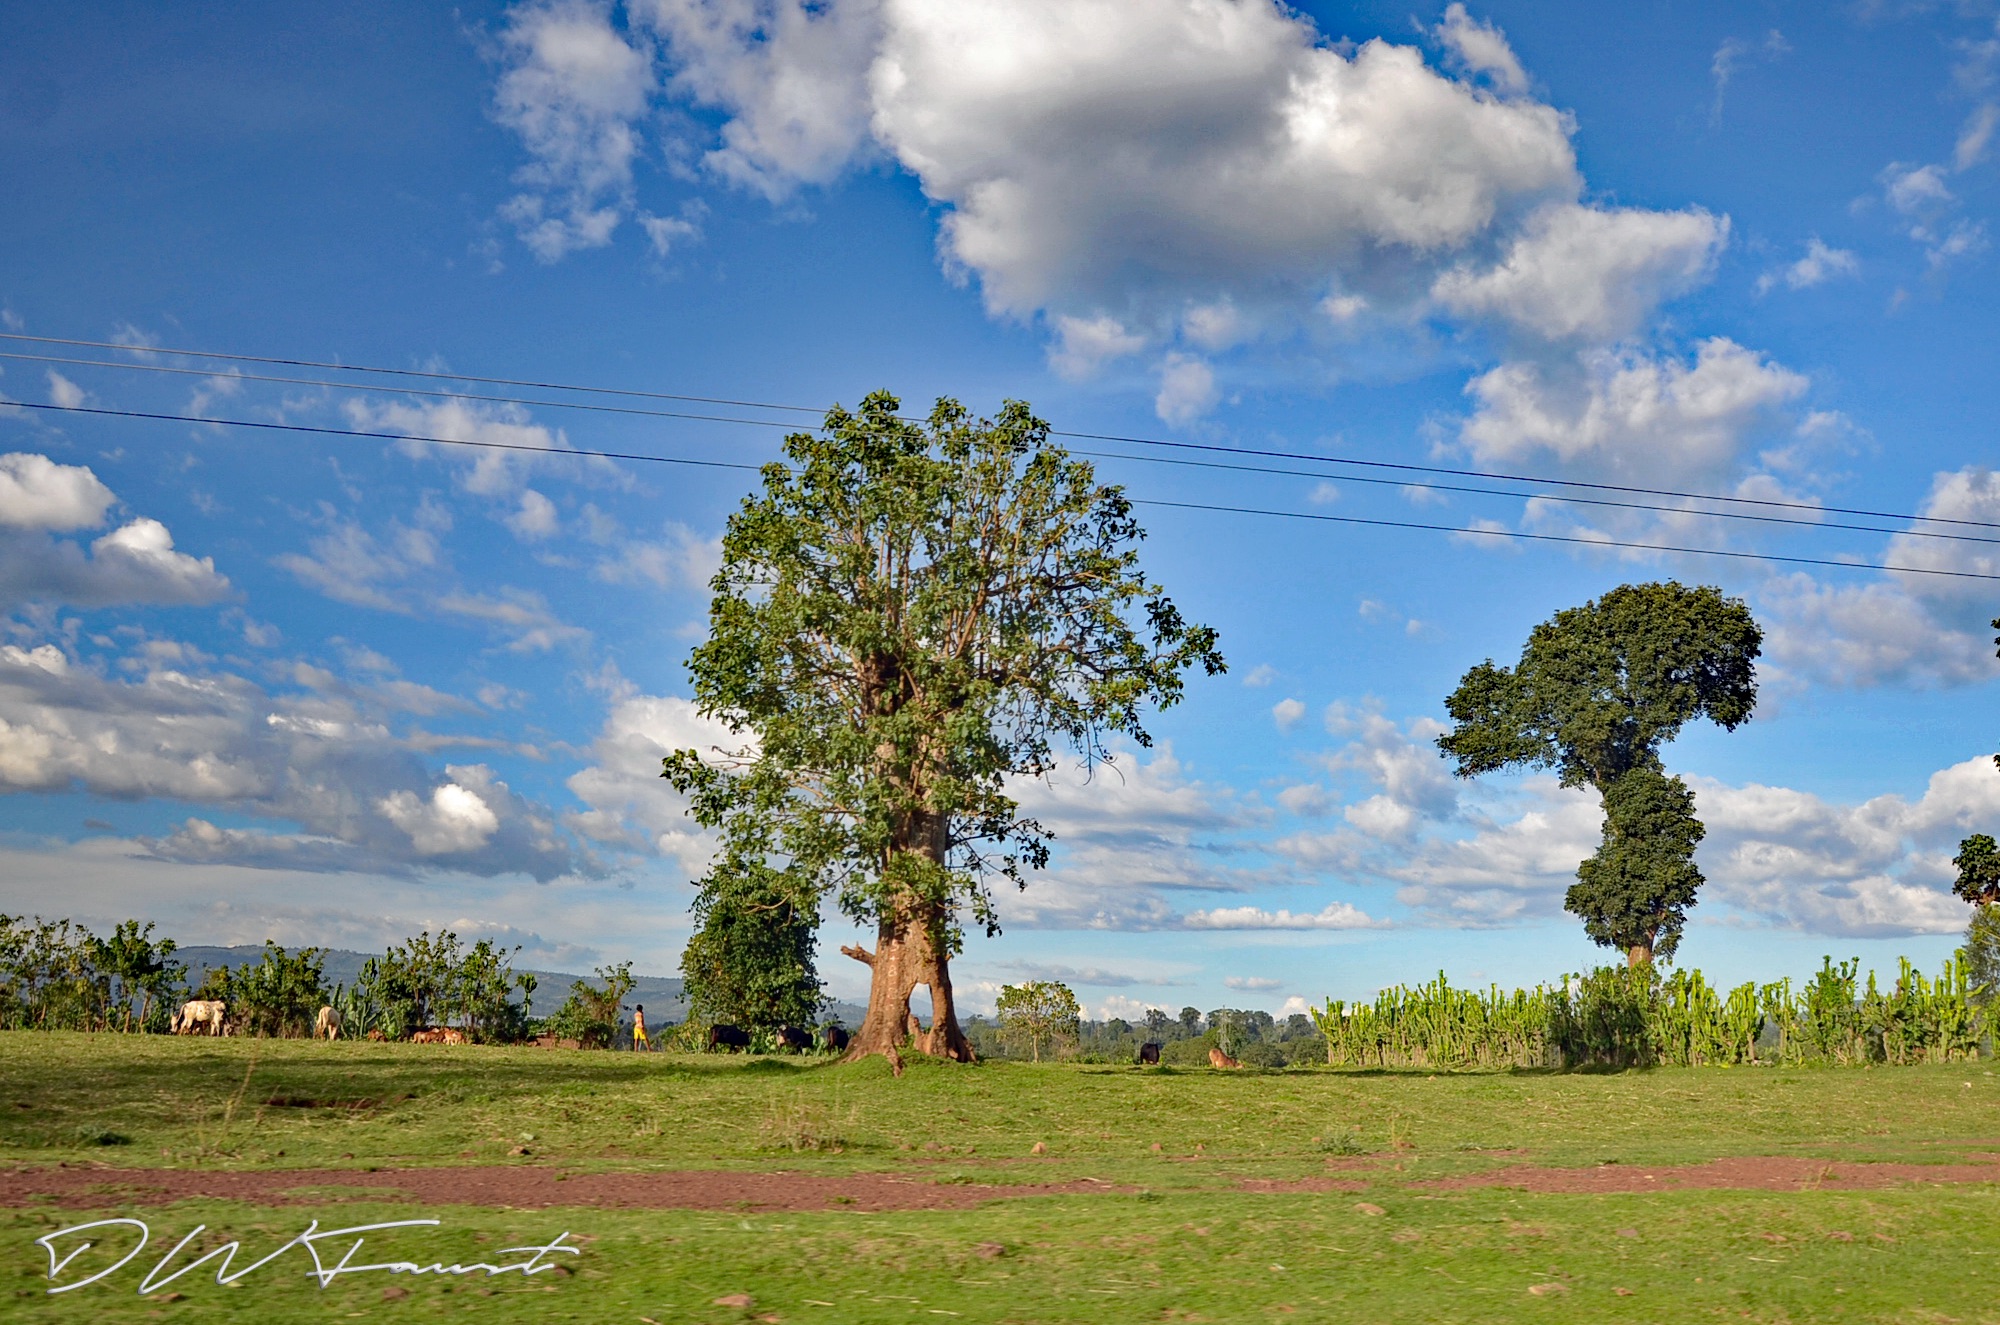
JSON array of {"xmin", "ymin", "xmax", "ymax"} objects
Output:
[
  {"xmin": 840, "ymin": 909, "xmax": 974, "ymax": 1074},
  {"xmin": 1626, "ymin": 942, "xmax": 1653, "ymax": 968}
]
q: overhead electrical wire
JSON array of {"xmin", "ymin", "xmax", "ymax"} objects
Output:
[
  {"xmin": 4, "ymin": 330, "xmax": 1992, "ymax": 533},
  {"xmin": 5, "ymin": 343, "xmax": 1997, "ymax": 547},
  {"xmin": 12, "ymin": 398, "xmax": 1998, "ymax": 584}
]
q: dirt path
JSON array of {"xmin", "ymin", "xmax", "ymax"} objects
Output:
[
  {"xmin": 0, "ymin": 1165, "xmax": 1128, "ymax": 1212},
  {"xmin": 1421, "ymin": 1154, "xmax": 2000, "ymax": 1194}
]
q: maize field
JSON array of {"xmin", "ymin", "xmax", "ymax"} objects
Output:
[{"xmin": 1307, "ymin": 955, "xmax": 1986, "ymax": 1070}]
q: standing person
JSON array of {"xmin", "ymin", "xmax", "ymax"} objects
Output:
[{"xmin": 631, "ymin": 1002, "xmax": 650, "ymax": 1052}]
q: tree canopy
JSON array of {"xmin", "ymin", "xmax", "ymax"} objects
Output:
[
  {"xmin": 995, "ymin": 980, "xmax": 1081, "ymax": 1062},
  {"xmin": 665, "ymin": 392, "xmax": 1222, "ymax": 1068},
  {"xmin": 1438, "ymin": 581, "xmax": 1761, "ymax": 964},
  {"xmin": 1954, "ymin": 834, "xmax": 2000, "ymax": 906}
]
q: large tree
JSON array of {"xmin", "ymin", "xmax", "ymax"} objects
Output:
[
  {"xmin": 1437, "ymin": 581, "xmax": 1761, "ymax": 965},
  {"xmin": 664, "ymin": 393, "xmax": 1222, "ymax": 1070}
]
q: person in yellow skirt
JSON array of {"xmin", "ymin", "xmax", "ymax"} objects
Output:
[{"xmin": 631, "ymin": 1003, "xmax": 650, "ymax": 1052}]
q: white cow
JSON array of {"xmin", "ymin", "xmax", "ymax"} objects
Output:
[
  {"xmin": 174, "ymin": 999, "xmax": 228, "ymax": 1036},
  {"xmin": 314, "ymin": 1005, "xmax": 342, "ymax": 1040}
]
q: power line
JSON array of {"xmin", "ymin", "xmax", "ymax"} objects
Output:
[
  {"xmin": 1134, "ymin": 499, "xmax": 2000, "ymax": 583},
  {"xmin": 13, "ymin": 398, "xmax": 1998, "ymax": 584},
  {"xmin": 5, "ymin": 330, "xmax": 1991, "ymax": 533},
  {"xmin": 8, "ymin": 343, "xmax": 1997, "ymax": 547}
]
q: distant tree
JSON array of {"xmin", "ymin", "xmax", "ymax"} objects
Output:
[
  {"xmin": 665, "ymin": 393, "xmax": 1221, "ymax": 1069},
  {"xmin": 87, "ymin": 920, "xmax": 183, "ymax": 1032},
  {"xmin": 1953, "ymin": 834, "xmax": 2000, "ymax": 905},
  {"xmin": 228, "ymin": 942, "xmax": 329, "ymax": 1038},
  {"xmin": 1178, "ymin": 1006, "xmax": 1203, "ymax": 1037},
  {"xmin": 680, "ymin": 858, "xmax": 823, "ymax": 1031},
  {"xmin": 1438, "ymin": 581, "xmax": 1760, "ymax": 965},
  {"xmin": 547, "ymin": 963, "xmax": 635, "ymax": 1049},
  {"xmin": 1962, "ymin": 903, "xmax": 2000, "ymax": 1004},
  {"xmin": 1143, "ymin": 1008, "xmax": 1173, "ymax": 1040},
  {"xmin": 995, "ymin": 981, "xmax": 1081, "ymax": 1062}
]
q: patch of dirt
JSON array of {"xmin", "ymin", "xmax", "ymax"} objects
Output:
[
  {"xmin": 0, "ymin": 1165, "xmax": 1130, "ymax": 1212},
  {"xmin": 1428, "ymin": 1155, "xmax": 2000, "ymax": 1194},
  {"xmin": 1238, "ymin": 1177, "xmax": 1370, "ymax": 1194}
]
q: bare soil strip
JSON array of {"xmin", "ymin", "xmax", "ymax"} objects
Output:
[
  {"xmin": 1421, "ymin": 1155, "xmax": 2000, "ymax": 1194},
  {"xmin": 0, "ymin": 1166, "xmax": 1126, "ymax": 1212}
]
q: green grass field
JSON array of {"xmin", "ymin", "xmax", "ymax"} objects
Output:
[{"xmin": 6, "ymin": 1034, "xmax": 2000, "ymax": 1322}]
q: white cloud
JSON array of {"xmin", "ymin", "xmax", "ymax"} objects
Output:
[
  {"xmin": 1880, "ymin": 160, "xmax": 1988, "ymax": 271},
  {"xmin": 1184, "ymin": 902, "xmax": 1383, "ymax": 930},
  {"xmin": 1049, "ymin": 314, "xmax": 1146, "ymax": 380},
  {"xmin": 380, "ymin": 777, "xmax": 503, "ymax": 855},
  {"xmin": 45, "ymin": 371, "xmax": 86, "ymax": 410},
  {"xmin": 1432, "ymin": 203, "xmax": 1725, "ymax": 342},
  {"xmin": 1153, "ymin": 354, "xmax": 1218, "ymax": 426},
  {"xmin": 1240, "ymin": 663, "xmax": 1276, "ymax": 688},
  {"xmin": 564, "ymin": 691, "xmax": 739, "ymax": 871},
  {"xmin": 1271, "ymin": 698, "xmax": 1305, "ymax": 731},
  {"xmin": 1885, "ymin": 162, "xmax": 1953, "ymax": 215},
  {"xmin": 1435, "ymin": 3, "xmax": 1528, "ymax": 96},
  {"xmin": 0, "ymin": 638, "xmax": 586, "ymax": 880},
  {"xmin": 1754, "ymin": 236, "xmax": 1859, "ymax": 295},
  {"xmin": 1458, "ymin": 337, "xmax": 1808, "ymax": 489},
  {"xmin": 506, "ymin": 489, "xmax": 561, "ymax": 540},
  {"xmin": 1709, "ymin": 30, "xmax": 1787, "ymax": 125},
  {"xmin": 0, "ymin": 453, "xmax": 115, "ymax": 531},
  {"xmin": 0, "ymin": 455, "xmax": 227, "ymax": 610},
  {"xmin": 493, "ymin": 0, "xmax": 656, "ymax": 260},
  {"xmin": 1223, "ymin": 975, "xmax": 1284, "ymax": 991},
  {"xmin": 1957, "ymin": 102, "xmax": 2000, "ymax": 171},
  {"xmin": 638, "ymin": 201, "xmax": 705, "ymax": 256},
  {"xmin": 592, "ymin": 520, "xmax": 719, "ymax": 590},
  {"xmin": 636, "ymin": 0, "xmax": 883, "ymax": 199}
]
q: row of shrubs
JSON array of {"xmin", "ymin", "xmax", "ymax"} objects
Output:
[
  {"xmin": 1306, "ymin": 957, "xmax": 1984, "ymax": 1070},
  {"xmin": 0, "ymin": 914, "xmax": 642, "ymax": 1046}
]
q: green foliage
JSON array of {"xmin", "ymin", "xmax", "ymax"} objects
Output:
[
  {"xmin": 545, "ymin": 962, "xmax": 635, "ymax": 1049},
  {"xmin": 1952, "ymin": 833, "xmax": 2000, "ymax": 904},
  {"xmin": 1438, "ymin": 582, "xmax": 1761, "ymax": 961},
  {"xmin": 1567, "ymin": 766, "xmax": 1706, "ymax": 962},
  {"xmin": 0, "ymin": 915, "xmax": 185, "ymax": 1032},
  {"xmin": 215, "ymin": 941, "xmax": 328, "ymax": 1038},
  {"xmin": 1961, "ymin": 903, "xmax": 2000, "ymax": 1005},
  {"xmin": 664, "ymin": 392, "xmax": 1223, "ymax": 982},
  {"xmin": 681, "ymin": 860, "xmax": 823, "ymax": 1030},
  {"xmin": 356, "ymin": 930, "xmax": 530, "ymax": 1042},
  {"xmin": 995, "ymin": 980, "xmax": 1081, "ymax": 1062},
  {"xmin": 1309, "ymin": 958, "xmax": 1980, "ymax": 1071}
]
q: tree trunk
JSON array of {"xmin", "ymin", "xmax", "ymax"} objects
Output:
[
  {"xmin": 1627, "ymin": 942, "xmax": 1653, "ymax": 967},
  {"xmin": 840, "ymin": 908, "xmax": 974, "ymax": 1074}
]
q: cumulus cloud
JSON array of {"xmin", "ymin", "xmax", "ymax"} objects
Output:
[
  {"xmin": 499, "ymin": 0, "xmax": 1733, "ymax": 390},
  {"xmin": 492, "ymin": 0, "xmax": 656, "ymax": 260},
  {"xmin": 1754, "ymin": 237, "xmax": 1858, "ymax": 295},
  {"xmin": 1458, "ymin": 337, "xmax": 1808, "ymax": 489},
  {"xmin": 1757, "ymin": 466, "xmax": 2000, "ymax": 689},
  {"xmin": 0, "ymin": 638, "xmax": 587, "ymax": 880},
  {"xmin": 0, "ymin": 453, "xmax": 114, "ymax": 530},
  {"xmin": 563, "ymin": 692, "xmax": 739, "ymax": 872},
  {"xmin": 0, "ymin": 453, "xmax": 228, "ymax": 610},
  {"xmin": 592, "ymin": 520, "xmax": 719, "ymax": 590},
  {"xmin": 1271, "ymin": 698, "xmax": 1305, "ymax": 731},
  {"xmin": 1432, "ymin": 203, "xmax": 1725, "ymax": 342},
  {"xmin": 1956, "ymin": 102, "xmax": 1999, "ymax": 171},
  {"xmin": 1185, "ymin": 901, "xmax": 1383, "ymax": 930},
  {"xmin": 1153, "ymin": 353, "xmax": 1219, "ymax": 426}
]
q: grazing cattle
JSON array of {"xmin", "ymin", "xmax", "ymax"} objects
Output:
[
  {"xmin": 1208, "ymin": 1046, "xmax": 1242, "ymax": 1069},
  {"xmin": 820, "ymin": 1025, "xmax": 850, "ymax": 1054},
  {"xmin": 174, "ymin": 999, "xmax": 227, "ymax": 1036},
  {"xmin": 438, "ymin": 1028, "xmax": 468, "ymax": 1045},
  {"xmin": 409, "ymin": 1028, "xmax": 446, "ymax": 1044},
  {"xmin": 1138, "ymin": 1042, "xmax": 1161, "ymax": 1065},
  {"xmin": 314, "ymin": 1005, "xmax": 342, "ymax": 1040},
  {"xmin": 774, "ymin": 1025, "xmax": 814, "ymax": 1053},
  {"xmin": 707, "ymin": 1024, "xmax": 751, "ymax": 1053}
]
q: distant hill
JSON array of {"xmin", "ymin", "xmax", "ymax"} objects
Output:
[{"xmin": 173, "ymin": 945, "xmax": 866, "ymax": 1026}]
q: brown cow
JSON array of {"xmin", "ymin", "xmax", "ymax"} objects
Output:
[
  {"xmin": 439, "ymin": 1028, "xmax": 468, "ymax": 1045},
  {"xmin": 1208, "ymin": 1046, "xmax": 1242, "ymax": 1069}
]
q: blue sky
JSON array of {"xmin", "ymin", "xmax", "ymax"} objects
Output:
[{"xmin": 2, "ymin": 0, "xmax": 1998, "ymax": 1019}]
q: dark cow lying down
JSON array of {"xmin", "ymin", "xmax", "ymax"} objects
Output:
[
  {"xmin": 1138, "ymin": 1041, "xmax": 1162, "ymax": 1065},
  {"xmin": 707, "ymin": 1024, "xmax": 751, "ymax": 1052}
]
